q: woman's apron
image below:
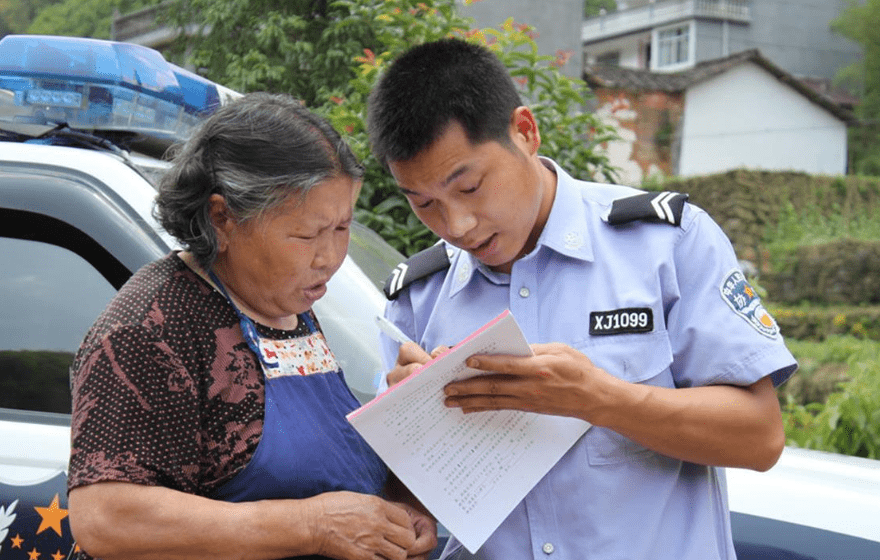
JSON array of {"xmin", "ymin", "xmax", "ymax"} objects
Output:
[{"xmin": 208, "ymin": 272, "xmax": 387, "ymax": 556}]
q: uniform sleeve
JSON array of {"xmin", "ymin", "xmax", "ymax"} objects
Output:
[
  {"xmin": 666, "ymin": 208, "xmax": 797, "ymax": 389},
  {"xmin": 69, "ymin": 324, "xmax": 202, "ymax": 493}
]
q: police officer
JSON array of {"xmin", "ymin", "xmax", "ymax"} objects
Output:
[{"xmin": 368, "ymin": 39, "xmax": 796, "ymax": 560}]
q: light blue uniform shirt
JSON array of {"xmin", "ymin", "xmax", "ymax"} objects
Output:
[{"xmin": 380, "ymin": 159, "xmax": 797, "ymax": 560}]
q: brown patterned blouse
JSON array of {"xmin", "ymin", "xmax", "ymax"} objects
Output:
[{"xmin": 68, "ymin": 252, "xmax": 313, "ymax": 496}]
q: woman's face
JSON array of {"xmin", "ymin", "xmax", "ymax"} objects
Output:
[{"xmin": 213, "ymin": 175, "xmax": 361, "ymax": 324}]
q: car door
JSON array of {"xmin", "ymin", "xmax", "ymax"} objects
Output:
[{"xmin": 0, "ymin": 154, "xmax": 168, "ymax": 559}]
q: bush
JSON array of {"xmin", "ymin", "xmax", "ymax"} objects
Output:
[
  {"xmin": 772, "ymin": 305, "xmax": 880, "ymax": 341},
  {"xmin": 644, "ymin": 169, "xmax": 880, "ymax": 273},
  {"xmin": 762, "ymin": 239, "xmax": 880, "ymax": 305},
  {"xmin": 782, "ymin": 336, "xmax": 880, "ymax": 459}
]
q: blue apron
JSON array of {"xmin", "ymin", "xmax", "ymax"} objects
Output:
[{"xmin": 208, "ymin": 272, "xmax": 388, "ymax": 558}]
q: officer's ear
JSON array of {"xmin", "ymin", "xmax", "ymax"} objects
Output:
[{"xmin": 510, "ymin": 106, "xmax": 541, "ymax": 156}]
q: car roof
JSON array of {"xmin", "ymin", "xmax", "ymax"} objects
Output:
[{"xmin": 0, "ymin": 141, "xmax": 177, "ymax": 247}]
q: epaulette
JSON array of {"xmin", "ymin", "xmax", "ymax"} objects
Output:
[
  {"xmin": 383, "ymin": 243, "xmax": 451, "ymax": 300},
  {"xmin": 607, "ymin": 191, "xmax": 689, "ymax": 227}
]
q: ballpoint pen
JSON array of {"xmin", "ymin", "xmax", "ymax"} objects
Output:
[
  {"xmin": 373, "ymin": 315, "xmax": 417, "ymax": 392},
  {"xmin": 375, "ymin": 315, "xmax": 416, "ymax": 345}
]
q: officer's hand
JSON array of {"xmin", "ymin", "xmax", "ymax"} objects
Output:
[
  {"xmin": 442, "ymin": 342, "xmax": 618, "ymax": 421},
  {"xmin": 387, "ymin": 342, "xmax": 432, "ymax": 387},
  {"xmin": 387, "ymin": 343, "xmax": 454, "ymax": 387},
  {"xmin": 392, "ymin": 501, "xmax": 438, "ymax": 560},
  {"xmin": 429, "ymin": 345, "xmax": 452, "ymax": 359}
]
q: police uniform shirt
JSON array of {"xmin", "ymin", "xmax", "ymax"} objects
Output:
[{"xmin": 380, "ymin": 158, "xmax": 797, "ymax": 560}]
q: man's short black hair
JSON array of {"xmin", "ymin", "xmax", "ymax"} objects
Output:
[{"xmin": 367, "ymin": 38, "xmax": 523, "ymax": 167}]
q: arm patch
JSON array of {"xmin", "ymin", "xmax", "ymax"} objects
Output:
[
  {"xmin": 607, "ymin": 191, "xmax": 688, "ymax": 226},
  {"xmin": 383, "ymin": 243, "xmax": 451, "ymax": 300}
]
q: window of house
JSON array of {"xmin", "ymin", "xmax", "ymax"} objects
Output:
[
  {"xmin": 655, "ymin": 23, "xmax": 692, "ymax": 70},
  {"xmin": 596, "ymin": 51, "xmax": 621, "ymax": 66}
]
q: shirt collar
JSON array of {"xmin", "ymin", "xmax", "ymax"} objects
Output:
[
  {"xmin": 446, "ymin": 157, "xmax": 594, "ymax": 298},
  {"xmin": 537, "ymin": 158, "xmax": 595, "ymax": 263},
  {"xmin": 446, "ymin": 246, "xmax": 508, "ymax": 298}
]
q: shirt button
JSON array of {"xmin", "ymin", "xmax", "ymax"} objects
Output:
[
  {"xmin": 542, "ymin": 542, "xmax": 555, "ymax": 554},
  {"xmin": 519, "ymin": 287, "xmax": 530, "ymax": 298}
]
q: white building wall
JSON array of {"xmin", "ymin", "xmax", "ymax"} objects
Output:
[{"xmin": 679, "ymin": 63, "xmax": 847, "ymax": 176}]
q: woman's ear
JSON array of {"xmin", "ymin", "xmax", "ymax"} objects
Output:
[
  {"xmin": 208, "ymin": 194, "xmax": 233, "ymax": 252},
  {"xmin": 510, "ymin": 106, "xmax": 541, "ymax": 156}
]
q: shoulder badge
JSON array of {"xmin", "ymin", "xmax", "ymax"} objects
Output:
[
  {"xmin": 720, "ymin": 269, "xmax": 779, "ymax": 339},
  {"xmin": 383, "ymin": 243, "xmax": 451, "ymax": 300},
  {"xmin": 607, "ymin": 191, "xmax": 688, "ymax": 227}
]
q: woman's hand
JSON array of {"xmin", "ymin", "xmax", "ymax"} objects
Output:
[{"xmin": 311, "ymin": 491, "xmax": 420, "ymax": 560}]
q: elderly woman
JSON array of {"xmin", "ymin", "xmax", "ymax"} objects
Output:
[{"xmin": 67, "ymin": 93, "xmax": 436, "ymax": 560}]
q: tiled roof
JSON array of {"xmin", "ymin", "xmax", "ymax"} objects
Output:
[
  {"xmin": 584, "ymin": 49, "xmax": 857, "ymax": 124},
  {"xmin": 798, "ymin": 76, "xmax": 860, "ymax": 109}
]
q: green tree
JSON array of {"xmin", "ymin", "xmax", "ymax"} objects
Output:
[
  {"xmin": 26, "ymin": 0, "xmax": 159, "ymax": 39},
  {"xmin": 1, "ymin": 0, "xmax": 60, "ymax": 35},
  {"xmin": 832, "ymin": 0, "xmax": 880, "ymax": 175},
  {"xmin": 584, "ymin": 0, "xmax": 616, "ymax": 18},
  {"xmin": 163, "ymin": 0, "xmax": 384, "ymax": 108}
]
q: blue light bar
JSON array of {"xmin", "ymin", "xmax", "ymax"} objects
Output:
[{"xmin": 0, "ymin": 35, "xmax": 230, "ymax": 146}]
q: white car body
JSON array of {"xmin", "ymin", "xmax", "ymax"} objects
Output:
[{"xmin": 728, "ymin": 447, "xmax": 880, "ymax": 559}]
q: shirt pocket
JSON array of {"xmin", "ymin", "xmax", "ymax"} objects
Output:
[{"xmin": 575, "ymin": 332, "xmax": 674, "ymax": 466}]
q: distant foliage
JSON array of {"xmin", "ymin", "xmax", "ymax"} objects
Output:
[
  {"xmin": 583, "ymin": 0, "xmax": 616, "ymax": 18},
  {"xmin": 164, "ymin": 0, "xmax": 382, "ymax": 108},
  {"xmin": 1, "ymin": 0, "xmax": 61, "ymax": 35},
  {"xmin": 26, "ymin": 0, "xmax": 159, "ymax": 39},
  {"xmin": 832, "ymin": 0, "xmax": 880, "ymax": 176},
  {"xmin": 782, "ymin": 337, "xmax": 880, "ymax": 460},
  {"xmin": 773, "ymin": 305, "xmax": 880, "ymax": 342},
  {"xmin": 644, "ymin": 169, "xmax": 880, "ymax": 272},
  {"xmin": 0, "ymin": 350, "xmax": 73, "ymax": 414}
]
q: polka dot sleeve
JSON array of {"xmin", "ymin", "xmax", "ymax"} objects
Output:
[
  {"xmin": 69, "ymin": 322, "xmax": 203, "ymax": 493},
  {"xmin": 68, "ymin": 254, "xmax": 268, "ymax": 496}
]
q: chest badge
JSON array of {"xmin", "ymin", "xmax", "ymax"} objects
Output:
[
  {"xmin": 720, "ymin": 269, "xmax": 779, "ymax": 339},
  {"xmin": 590, "ymin": 307, "xmax": 654, "ymax": 335}
]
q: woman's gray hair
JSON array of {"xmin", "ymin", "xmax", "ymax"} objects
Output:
[{"xmin": 154, "ymin": 92, "xmax": 364, "ymax": 269}]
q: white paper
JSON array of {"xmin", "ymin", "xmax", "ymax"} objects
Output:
[{"xmin": 347, "ymin": 310, "xmax": 590, "ymax": 553}]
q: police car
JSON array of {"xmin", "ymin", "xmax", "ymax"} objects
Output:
[{"xmin": 0, "ymin": 35, "xmax": 878, "ymax": 560}]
